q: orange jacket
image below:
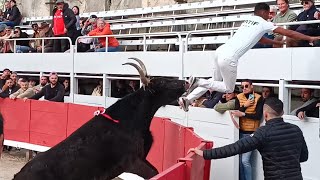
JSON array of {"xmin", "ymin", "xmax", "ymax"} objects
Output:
[{"xmin": 88, "ymin": 23, "xmax": 119, "ymax": 47}]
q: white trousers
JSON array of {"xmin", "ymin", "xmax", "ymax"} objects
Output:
[{"xmin": 186, "ymin": 51, "xmax": 238, "ymax": 102}]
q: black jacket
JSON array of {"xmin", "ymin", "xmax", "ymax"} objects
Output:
[
  {"xmin": 203, "ymin": 118, "xmax": 308, "ymax": 180},
  {"xmin": 52, "ymin": 3, "xmax": 77, "ymax": 33},
  {"xmin": 296, "ymin": 100, "xmax": 320, "ymax": 118},
  {"xmin": 0, "ymin": 85, "xmax": 19, "ymax": 98},
  {"xmin": 8, "ymin": 5, "xmax": 22, "ymax": 26},
  {"xmin": 30, "ymin": 83, "xmax": 65, "ymax": 102}
]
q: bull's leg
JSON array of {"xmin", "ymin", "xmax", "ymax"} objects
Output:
[
  {"xmin": 143, "ymin": 131, "xmax": 153, "ymax": 158},
  {"xmin": 127, "ymin": 158, "xmax": 158, "ymax": 179}
]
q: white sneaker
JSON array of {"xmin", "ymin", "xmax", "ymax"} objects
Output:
[
  {"xmin": 178, "ymin": 97, "xmax": 190, "ymax": 112},
  {"xmin": 187, "ymin": 76, "xmax": 199, "ymax": 95}
]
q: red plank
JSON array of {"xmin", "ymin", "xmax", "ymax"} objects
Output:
[
  {"xmin": 0, "ymin": 99, "xmax": 30, "ymax": 143},
  {"xmin": 29, "ymin": 100, "xmax": 68, "ymax": 147},
  {"xmin": 162, "ymin": 120, "xmax": 185, "ymax": 170},
  {"xmin": 148, "ymin": 117, "xmax": 165, "ymax": 172},
  {"xmin": 67, "ymin": 104, "xmax": 99, "ymax": 136}
]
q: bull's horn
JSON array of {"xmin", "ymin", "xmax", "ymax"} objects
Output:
[
  {"xmin": 122, "ymin": 62, "xmax": 150, "ymax": 85},
  {"xmin": 128, "ymin": 57, "xmax": 147, "ymax": 76}
]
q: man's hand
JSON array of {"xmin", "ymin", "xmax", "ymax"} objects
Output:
[
  {"xmin": 314, "ymin": 11, "xmax": 320, "ymax": 20},
  {"xmin": 297, "ymin": 111, "xmax": 305, "ymax": 120},
  {"xmin": 308, "ymin": 36, "xmax": 320, "ymax": 46},
  {"xmin": 23, "ymin": 97, "xmax": 28, "ymax": 102},
  {"xmin": 188, "ymin": 147, "xmax": 204, "ymax": 157},
  {"xmin": 9, "ymin": 95, "xmax": 15, "ymax": 100},
  {"xmin": 316, "ymin": 103, "xmax": 320, "ymax": 108},
  {"xmin": 244, "ymin": 99, "xmax": 254, "ymax": 108},
  {"xmin": 231, "ymin": 110, "xmax": 245, "ymax": 117},
  {"xmin": 64, "ymin": 28, "xmax": 67, "ymax": 34}
]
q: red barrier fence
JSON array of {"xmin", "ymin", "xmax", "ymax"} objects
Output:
[{"xmin": 1, "ymin": 99, "xmax": 213, "ymax": 180}]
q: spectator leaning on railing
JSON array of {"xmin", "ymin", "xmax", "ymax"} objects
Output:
[
  {"xmin": 24, "ymin": 72, "xmax": 65, "ymax": 102},
  {"xmin": 87, "ymin": 18, "xmax": 119, "ymax": 52},
  {"xmin": 9, "ymin": 78, "xmax": 35, "ymax": 99},
  {"xmin": 273, "ymin": 0, "xmax": 297, "ymax": 47},
  {"xmin": 289, "ymin": 0, "xmax": 320, "ymax": 46}
]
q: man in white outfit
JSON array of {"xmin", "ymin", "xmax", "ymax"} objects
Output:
[{"xmin": 179, "ymin": 3, "xmax": 320, "ymax": 112}]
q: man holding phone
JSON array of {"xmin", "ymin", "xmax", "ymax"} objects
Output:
[{"xmin": 231, "ymin": 79, "xmax": 263, "ymax": 180}]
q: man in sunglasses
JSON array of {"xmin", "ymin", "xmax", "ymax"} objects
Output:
[
  {"xmin": 232, "ymin": 79, "xmax": 263, "ymax": 180},
  {"xmin": 179, "ymin": 3, "xmax": 320, "ymax": 112}
]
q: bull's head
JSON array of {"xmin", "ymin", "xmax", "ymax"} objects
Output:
[{"xmin": 123, "ymin": 58, "xmax": 187, "ymax": 105}]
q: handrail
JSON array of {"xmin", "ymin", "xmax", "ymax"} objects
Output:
[
  {"xmin": 75, "ymin": 32, "xmax": 182, "ymax": 52},
  {"xmin": 3, "ymin": 36, "xmax": 73, "ymax": 54}
]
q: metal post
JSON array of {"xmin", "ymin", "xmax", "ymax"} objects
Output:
[
  {"xmin": 279, "ymin": 79, "xmax": 289, "ymax": 114},
  {"xmin": 69, "ymin": 39, "xmax": 75, "ymax": 103}
]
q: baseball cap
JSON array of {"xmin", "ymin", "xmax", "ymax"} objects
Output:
[{"xmin": 0, "ymin": 24, "xmax": 7, "ymax": 33}]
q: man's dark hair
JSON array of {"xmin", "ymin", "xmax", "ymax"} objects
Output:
[
  {"xmin": 20, "ymin": 78, "xmax": 28, "ymax": 83},
  {"xmin": 254, "ymin": 3, "xmax": 270, "ymax": 14},
  {"xmin": 264, "ymin": 97, "xmax": 284, "ymax": 116},
  {"xmin": 241, "ymin": 79, "xmax": 253, "ymax": 85}
]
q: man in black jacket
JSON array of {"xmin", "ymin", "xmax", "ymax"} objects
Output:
[
  {"xmin": 0, "ymin": 0, "xmax": 21, "ymax": 27},
  {"xmin": 52, "ymin": 0, "xmax": 77, "ymax": 52},
  {"xmin": 189, "ymin": 97, "xmax": 309, "ymax": 180},
  {"xmin": 0, "ymin": 78, "xmax": 19, "ymax": 98},
  {"xmin": 25, "ymin": 72, "xmax": 65, "ymax": 102}
]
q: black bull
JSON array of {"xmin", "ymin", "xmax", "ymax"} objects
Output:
[{"xmin": 13, "ymin": 58, "xmax": 187, "ymax": 180}]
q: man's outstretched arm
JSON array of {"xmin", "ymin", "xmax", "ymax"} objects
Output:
[
  {"xmin": 273, "ymin": 27, "xmax": 320, "ymax": 43},
  {"xmin": 259, "ymin": 36, "xmax": 284, "ymax": 45}
]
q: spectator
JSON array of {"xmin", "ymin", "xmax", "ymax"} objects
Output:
[
  {"xmin": 0, "ymin": 0, "xmax": 21, "ymax": 27},
  {"xmin": 0, "ymin": 25, "xmax": 13, "ymax": 53},
  {"xmin": 273, "ymin": 0, "xmax": 297, "ymax": 47},
  {"xmin": 261, "ymin": 86, "xmax": 275, "ymax": 99},
  {"xmin": 9, "ymin": 78, "xmax": 35, "ymax": 99},
  {"xmin": 290, "ymin": 88, "xmax": 317, "ymax": 115},
  {"xmin": 17, "ymin": 77, "xmax": 23, "ymax": 87},
  {"xmin": 77, "ymin": 15, "xmax": 97, "ymax": 52},
  {"xmin": 201, "ymin": 91, "xmax": 224, "ymax": 108},
  {"xmin": 2, "ymin": 71, "xmax": 18, "ymax": 91},
  {"xmin": 289, "ymin": 0, "xmax": 320, "ymax": 47},
  {"xmin": 0, "ymin": 68, "xmax": 11, "ymax": 89},
  {"xmin": 72, "ymin": 6, "xmax": 81, "ymax": 31},
  {"xmin": 214, "ymin": 86, "xmax": 240, "ymax": 113},
  {"xmin": 127, "ymin": 80, "xmax": 138, "ymax": 94},
  {"xmin": 52, "ymin": 0, "xmax": 77, "ymax": 52},
  {"xmin": 231, "ymin": 79, "xmax": 264, "ymax": 180},
  {"xmin": 0, "ymin": 78, "xmax": 19, "ymax": 98},
  {"xmin": 28, "ymin": 78, "xmax": 37, "ymax": 89},
  {"xmin": 269, "ymin": 5, "xmax": 277, "ymax": 21},
  {"xmin": 111, "ymin": 80, "xmax": 127, "ymax": 98},
  {"xmin": 38, "ymin": 22, "xmax": 54, "ymax": 53},
  {"xmin": 34, "ymin": 76, "xmax": 48, "ymax": 93},
  {"xmin": 2, "ymin": 1, "xmax": 10, "ymax": 21},
  {"xmin": 12, "ymin": 27, "xmax": 32, "ymax": 53},
  {"xmin": 29, "ymin": 23, "xmax": 41, "ymax": 52},
  {"xmin": 26, "ymin": 72, "xmax": 65, "ymax": 102},
  {"xmin": 189, "ymin": 97, "xmax": 308, "ymax": 180},
  {"xmin": 0, "ymin": 9, "xmax": 3, "ymax": 22},
  {"xmin": 92, "ymin": 80, "xmax": 103, "ymax": 96},
  {"xmin": 87, "ymin": 18, "xmax": 119, "ymax": 52},
  {"xmin": 62, "ymin": 79, "xmax": 70, "ymax": 96},
  {"xmin": 296, "ymin": 99, "xmax": 320, "ymax": 119}
]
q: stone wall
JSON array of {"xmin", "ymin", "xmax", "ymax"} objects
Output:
[{"xmin": 3, "ymin": 0, "xmax": 305, "ymax": 18}]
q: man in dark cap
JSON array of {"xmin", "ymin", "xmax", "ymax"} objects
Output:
[{"xmin": 189, "ymin": 97, "xmax": 309, "ymax": 180}]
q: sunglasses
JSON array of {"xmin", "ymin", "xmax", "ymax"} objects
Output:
[
  {"xmin": 301, "ymin": 1, "xmax": 310, "ymax": 5},
  {"xmin": 241, "ymin": 84, "xmax": 250, "ymax": 89}
]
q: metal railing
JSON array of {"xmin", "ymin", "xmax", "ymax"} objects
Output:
[{"xmin": 3, "ymin": 37, "xmax": 73, "ymax": 53}]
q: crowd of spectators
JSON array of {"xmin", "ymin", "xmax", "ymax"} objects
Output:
[
  {"xmin": 0, "ymin": 0, "xmax": 119, "ymax": 53},
  {"xmin": 254, "ymin": 0, "xmax": 320, "ymax": 48}
]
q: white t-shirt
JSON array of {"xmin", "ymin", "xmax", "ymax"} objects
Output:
[{"xmin": 218, "ymin": 15, "xmax": 278, "ymax": 59}]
